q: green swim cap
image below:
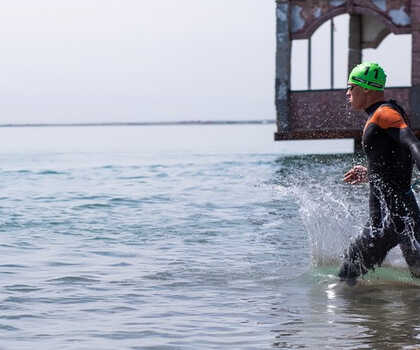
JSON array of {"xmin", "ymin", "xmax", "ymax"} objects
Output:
[{"xmin": 348, "ymin": 62, "xmax": 386, "ymax": 91}]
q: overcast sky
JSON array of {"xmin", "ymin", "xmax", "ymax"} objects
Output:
[{"xmin": 0, "ymin": 1, "xmax": 412, "ymax": 124}]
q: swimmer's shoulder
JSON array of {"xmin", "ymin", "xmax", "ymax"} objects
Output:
[{"xmin": 370, "ymin": 104, "xmax": 408, "ymax": 130}]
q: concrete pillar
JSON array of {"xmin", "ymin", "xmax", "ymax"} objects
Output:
[
  {"xmin": 348, "ymin": 14, "xmax": 362, "ymax": 76},
  {"xmin": 411, "ymin": 2, "xmax": 420, "ymax": 129},
  {"xmin": 275, "ymin": 0, "xmax": 291, "ymax": 133}
]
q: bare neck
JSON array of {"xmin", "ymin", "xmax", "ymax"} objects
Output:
[{"xmin": 364, "ymin": 91, "xmax": 385, "ymax": 110}]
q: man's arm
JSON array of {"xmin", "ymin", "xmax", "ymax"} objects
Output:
[
  {"xmin": 343, "ymin": 165, "xmax": 368, "ymax": 184},
  {"xmin": 393, "ymin": 128, "xmax": 420, "ymax": 170}
]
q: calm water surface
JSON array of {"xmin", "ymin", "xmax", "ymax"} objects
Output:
[{"xmin": 0, "ymin": 125, "xmax": 419, "ymax": 349}]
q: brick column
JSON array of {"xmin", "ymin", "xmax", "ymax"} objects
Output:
[
  {"xmin": 348, "ymin": 13, "xmax": 363, "ymax": 151},
  {"xmin": 275, "ymin": 0, "xmax": 291, "ymax": 134},
  {"xmin": 348, "ymin": 14, "xmax": 362, "ymax": 75},
  {"xmin": 411, "ymin": 2, "xmax": 420, "ymax": 128}
]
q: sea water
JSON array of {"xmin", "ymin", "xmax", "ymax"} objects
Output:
[{"xmin": 0, "ymin": 124, "xmax": 419, "ymax": 349}]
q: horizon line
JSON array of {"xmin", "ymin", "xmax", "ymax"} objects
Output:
[{"xmin": 0, "ymin": 119, "xmax": 276, "ymax": 128}]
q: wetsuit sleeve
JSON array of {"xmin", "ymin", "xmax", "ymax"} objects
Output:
[
  {"xmin": 374, "ymin": 106, "xmax": 420, "ymax": 170},
  {"xmin": 397, "ymin": 128, "xmax": 420, "ymax": 170}
]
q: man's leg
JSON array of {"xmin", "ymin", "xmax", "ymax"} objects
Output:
[
  {"xmin": 400, "ymin": 237, "xmax": 420, "ymax": 277},
  {"xmin": 338, "ymin": 222, "xmax": 398, "ymax": 280},
  {"xmin": 398, "ymin": 191, "xmax": 420, "ymax": 277},
  {"xmin": 396, "ymin": 216, "xmax": 420, "ymax": 278}
]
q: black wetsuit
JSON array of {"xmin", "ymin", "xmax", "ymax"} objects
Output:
[{"xmin": 339, "ymin": 100, "xmax": 420, "ymax": 279}]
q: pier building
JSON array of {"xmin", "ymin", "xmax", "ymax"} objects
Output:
[{"xmin": 275, "ymin": 0, "xmax": 418, "ymax": 146}]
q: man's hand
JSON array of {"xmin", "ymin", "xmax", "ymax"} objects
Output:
[{"xmin": 344, "ymin": 165, "xmax": 368, "ymax": 185}]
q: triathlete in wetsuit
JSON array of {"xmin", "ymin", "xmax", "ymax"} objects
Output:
[{"xmin": 338, "ymin": 62, "xmax": 420, "ymax": 280}]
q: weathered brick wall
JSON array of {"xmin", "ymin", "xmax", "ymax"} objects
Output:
[
  {"xmin": 289, "ymin": 87, "xmax": 410, "ymax": 132},
  {"xmin": 290, "ymin": 89, "xmax": 365, "ymax": 132}
]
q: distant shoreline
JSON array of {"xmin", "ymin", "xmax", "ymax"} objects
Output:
[{"xmin": 0, "ymin": 120, "xmax": 275, "ymax": 128}]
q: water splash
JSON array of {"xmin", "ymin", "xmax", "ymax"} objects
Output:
[
  {"xmin": 274, "ymin": 158, "xmax": 362, "ymax": 266},
  {"xmin": 274, "ymin": 154, "xmax": 412, "ymax": 273},
  {"xmin": 294, "ymin": 185, "xmax": 360, "ymax": 266}
]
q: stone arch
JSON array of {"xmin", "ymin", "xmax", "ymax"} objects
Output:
[
  {"xmin": 364, "ymin": 27, "xmax": 390, "ymax": 49},
  {"xmin": 292, "ymin": 7, "xmax": 347, "ymax": 40},
  {"xmin": 292, "ymin": 5, "xmax": 410, "ymax": 41}
]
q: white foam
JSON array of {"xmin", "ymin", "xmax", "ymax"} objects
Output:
[{"xmin": 291, "ymin": 184, "xmax": 409, "ymax": 269}]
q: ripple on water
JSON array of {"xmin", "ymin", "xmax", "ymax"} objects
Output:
[
  {"xmin": 0, "ymin": 324, "xmax": 19, "ymax": 331},
  {"xmin": 72, "ymin": 203, "xmax": 111, "ymax": 210},
  {"xmin": 37, "ymin": 170, "xmax": 68, "ymax": 175},
  {"xmin": 47, "ymin": 261, "xmax": 81, "ymax": 267},
  {"xmin": 90, "ymin": 251, "xmax": 137, "ymax": 258},
  {"xmin": 0, "ymin": 264, "xmax": 27, "ymax": 269},
  {"xmin": 109, "ymin": 197, "xmax": 140, "ymax": 207},
  {"xmin": 109, "ymin": 262, "xmax": 132, "ymax": 267},
  {"xmin": 4, "ymin": 285, "xmax": 43, "ymax": 293},
  {"xmin": 0, "ymin": 314, "xmax": 40, "ymax": 320},
  {"xmin": 46, "ymin": 276, "xmax": 100, "ymax": 285}
]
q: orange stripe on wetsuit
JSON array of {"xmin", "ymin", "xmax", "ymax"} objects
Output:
[{"xmin": 364, "ymin": 106, "xmax": 408, "ymax": 133}]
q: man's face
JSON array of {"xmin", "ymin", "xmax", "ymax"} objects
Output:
[{"xmin": 346, "ymin": 84, "xmax": 367, "ymax": 110}]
